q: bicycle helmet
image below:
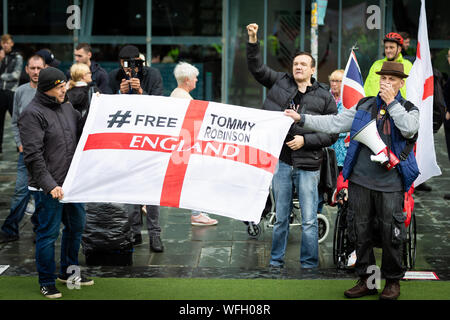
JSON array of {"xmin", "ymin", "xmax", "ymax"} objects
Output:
[{"xmin": 384, "ymin": 32, "xmax": 404, "ymax": 46}]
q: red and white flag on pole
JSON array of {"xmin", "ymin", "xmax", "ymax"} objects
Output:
[
  {"xmin": 62, "ymin": 94, "xmax": 293, "ymax": 223},
  {"xmin": 406, "ymin": 0, "xmax": 441, "ymax": 187}
]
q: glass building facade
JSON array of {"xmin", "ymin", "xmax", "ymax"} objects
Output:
[{"xmin": 2, "ymin": 0, "xmax": 449, "ymax": 107}]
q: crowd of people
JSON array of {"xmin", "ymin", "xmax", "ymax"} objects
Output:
[
  {"xmin": 0, "ymin": 25, "xmax": 448, "ymax": 300},
  {"xmin": 0, "ymin": 36, "xmax": 218, "ymax": 298}
]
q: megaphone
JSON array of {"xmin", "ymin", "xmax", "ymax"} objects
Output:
[{"xmin": 352, "ymin": 119, "xmax": 399, "ymax": 170}]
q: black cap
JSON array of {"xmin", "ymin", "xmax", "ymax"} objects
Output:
[
  {"xmin": 118, "ymin": 45, "xmax": 140, "ymax": 59},
  {"xmin": 36, "ymin": 49, "xmax": 61, "ymax": 67},
  {"xmin": 37, "ymin": 67, "xmax": 67, "ymax": 92}
]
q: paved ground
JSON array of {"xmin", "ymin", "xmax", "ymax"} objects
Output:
[{"xmin": 1, "ymin": 113, "xmax": 449, "ymax": 280}]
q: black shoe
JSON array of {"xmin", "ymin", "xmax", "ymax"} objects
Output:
[
  {"xmin": 0, "ymin": 231, "xmax": 19, "ymax": 244},
  {"xmin": 150, "ymin": 235, "xmax": 164, "ymax": 252},
  {"xmin": 57, "ymin": 273, "xmax": 94, "ymax": 286},
  {"xmin": 444, "ymin": 194, "xmax": 450, "ymax": 200},
  {"xmin": 415, "ymin": 183, "xmax": 432, "ymax": 192},
  {"xmin": 40, "ymin": 285, "xmax": 62, "ymax": 299},
  {"xmin": 132, "ymin": 233, "xmax": 142, "ymax": 246}
]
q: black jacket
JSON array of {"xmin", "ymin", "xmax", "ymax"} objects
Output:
[
  {"xmin": 18, "ymin": 91, "xmax": 81, "ymax": 194},
  {"xmin": 67, "ymin": 83, "xmax": 99, "ymax": 116},
  {"xmin": 90, "ymin": 61, "xmax": 111, "ymax": 94},
  {"xmin": 247, "ymin": 42, "xmax": 338, "ymax": 170},
  {"xmin": 108, "ymin": 66, "xmax": 164, "ymax": 96}
]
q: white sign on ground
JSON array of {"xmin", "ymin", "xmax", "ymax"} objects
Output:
[
  {"xmin": 403, "ymin": 271, "xmax": 439, "ymax": 280},
  {"xmin": 0, "ymin": 265, "xmax": 10, "ymax": 275}
]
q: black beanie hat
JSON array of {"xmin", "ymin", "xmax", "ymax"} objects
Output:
[
  {"xmin": 37, "ymin": 67, "xmax": 66, "ymax": 92},
  {"xmin": 119, "ymin": 45, "xmax": 140, "ymax": 59}
]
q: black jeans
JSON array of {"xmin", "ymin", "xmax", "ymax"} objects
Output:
[
  {"xmin": 348, "ymin": 181, "xmax": 406, "ymax": 280},
  {"xmin": 0, "ymin": 89, "xmax": 14, "ymax": 152}
]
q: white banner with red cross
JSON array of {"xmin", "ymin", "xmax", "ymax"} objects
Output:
[{"xmin": 62, "ymin": 94, "xmax": 293, "ymax": 223}]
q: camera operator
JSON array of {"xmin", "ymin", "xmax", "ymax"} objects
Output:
[
  {"xmin": 108, "ymin": 45, "xmax": 163, "ymax": 95},
  {"xmin": 108, "ymin": 45, "xmax": 165, "ymax": 252}
]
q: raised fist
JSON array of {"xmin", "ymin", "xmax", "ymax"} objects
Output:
[{"xmin": 246, "ymin": 23, "xmax": 259, "ymax": 43}]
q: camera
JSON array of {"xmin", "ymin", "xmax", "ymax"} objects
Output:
[{"xmin": 123, "ymin": 59, "xmax": 144, "ymax": 70}]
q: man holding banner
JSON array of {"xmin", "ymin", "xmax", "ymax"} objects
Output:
[
  {"xmin": 246, "ymin": 23, "xmax": 338, "ymax": 269},
  {"xmin": 18, "ymin": 67, "xmax": 94, "ymax": 298},
  {"xmin": 285, "ymin": 61, "xmax": 420, "ymax": 300}
]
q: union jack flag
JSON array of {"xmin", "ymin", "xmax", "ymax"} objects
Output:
[
  {"xmin": 341, "ymin": 49, "xmax": 365, "ymax": 145},
  {"xmin": 341, "ymin": 49, "xmax": 365, "ymax": 110}
]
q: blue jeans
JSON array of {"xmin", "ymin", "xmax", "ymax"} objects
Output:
[
  {"xmin": 270, "ymin": 160, "xmax": 320, "ymax": 268},
  {"xmin": 32, "ymin": 191, "xmax": 86, "ymax": 286},
  {"xmin": 1, "ymin": 153, "xmax": 36, "ymax": 237}
]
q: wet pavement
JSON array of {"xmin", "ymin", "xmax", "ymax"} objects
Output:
[{"xmin": 1, "ymin": 113, "xmax": 449, "ymax": 281}]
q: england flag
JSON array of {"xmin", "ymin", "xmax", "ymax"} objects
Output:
[
  {"xmin": 406, "ymin": 0, "xmax": 441, "ymax": 187},
  {"xmin": 61, "ymin": 94, "xmax": 293, "ymax": 223}
]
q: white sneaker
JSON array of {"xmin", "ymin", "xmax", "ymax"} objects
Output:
[
  {"xmin": 191, "ymin": 213, "xmax": 218, "ymax": 226},
  {"xmin": 347, "ymin": 250, "xmax": 357, "ymax": 267}
]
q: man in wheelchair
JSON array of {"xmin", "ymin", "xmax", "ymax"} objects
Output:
[{"xmin": 285, "ymin": 61, "xmax": 420, "ymax": 300}]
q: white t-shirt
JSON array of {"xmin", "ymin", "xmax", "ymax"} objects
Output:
[{"xmin": 170, "ymin": 87, "xmax": 192, "ymax": 100}]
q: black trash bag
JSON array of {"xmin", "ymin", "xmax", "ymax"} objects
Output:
[
  {"xmin": 82, "ymin": 202, "xmax": 132, "ymax": 254},
  {"xmin": 318, "ymin": 148, "xmax": 339, "ymax": 205}
]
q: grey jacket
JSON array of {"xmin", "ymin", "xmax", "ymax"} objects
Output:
[
  {"xmin": 299, "ymin": 98, "xmax": 419, "ymax": 139},
  {"xmin": 11, "ymin": 83, "xmax": 36, "ymax": 147}
]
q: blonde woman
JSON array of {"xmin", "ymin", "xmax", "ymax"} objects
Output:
[{"xmin": 67, "ymin": 63, "xmax": 98, "ymax": 118}]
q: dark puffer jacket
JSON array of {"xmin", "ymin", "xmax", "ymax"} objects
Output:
[
  {"xmin": 247, "ymin": 42, "xmax": 338, "ymax": 170},
  {"xmin": 18, "ymin": 91, "xmax": 81, "ymax": 194}
]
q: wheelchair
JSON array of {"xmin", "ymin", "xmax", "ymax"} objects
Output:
[
  {"xmin": 332, "ymin": 189, "xmax": 417, "ymax": 270},
  {"xmin": 244, "ymin": 186, "xmax": 330, "ymax": 243}
]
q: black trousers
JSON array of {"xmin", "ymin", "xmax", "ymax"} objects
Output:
[
  {"xmin": 348, "ymin": 181, "xmax": 406, "ymax": 280},
  {"xmin": 0, "ymin": 89, "xmax": 14, "ymax": 152}
]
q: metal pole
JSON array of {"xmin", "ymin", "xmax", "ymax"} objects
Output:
[
  {"xmin": 338, "ymin": 0, "xmax": 342, "ymax": 69},
  {"xmin": 146, "ymin": 0, "xmax": 152, "ymax": 66},
  {"xmin": 311, "ymin": 0, "xmax": 318, "ymax": 78},
  {"xmin": 3, "ymin": 0, "xmax": 8, "ymax": 34},
  {"xmin": 300, "ymin": 0, "xmax": 305, "ymax": 51},
  {"xmin": 73, "ymin": 0, "xmax": 80, "ymax": 56},
  {"xmin": 263, "ymin": 0, "xmax": 267, "ymax": 101},
  {"xmin": 221, "ymin": 0, "xmax": 229, "ymax": 103},
  {"xmin": 378, "ymin": 0, "xmax": 386, "ymax": 59}
]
